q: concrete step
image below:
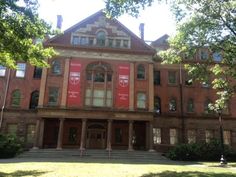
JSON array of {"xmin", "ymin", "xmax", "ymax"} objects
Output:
[{"xmin": 17, "ymin": 149, "xmax": 167, "ymax": 161}]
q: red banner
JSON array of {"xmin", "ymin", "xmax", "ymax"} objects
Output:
[
  {"xmin": 67, "ymin": 60, "xmax": 81, "ymax": 107},
  {"xmin": 115, "ymin": 64, "xmax": 130, "ymax": 108}
]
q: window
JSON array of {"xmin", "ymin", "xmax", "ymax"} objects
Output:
[
  {"xmin": 26, "ymin": 124, "xmax": 35, "ymax": 143},
  {"xmin": 137, "ymin": 92, "xmax": 146, "ymax": 109},
  {"xmin": 187, "ymin": 98, "xmax": 194, "ymax": 113},
  {"xmin": 7, "ymin": 124, "xmax": 17, "ymax": 135},
  {"xmin": 16, "ymin": 63, "xmax": 26, "ymax": 78},
  {"xmin": 115, "ymin": 39, "xmax": 121, "ymax": 47},
  {"xmin": 11, "ymin": 90, "xmax": 21, "ymax": 107},
  {"xmin": 168, "ymin": 71, "xmax": 177, "ymax": 84},
  {"xmin": 88, "ymin": 37, "xmax": 94, "ymax": 45},
  {"xmin": 154, "ymin": 70, "xmax": 161, "ymax": 85},
  {"xmin": 115, "ymin": 128, "xmax": 122, "ymax": 143},
  {"xmin": 170, "ymin": 128, "xmax": 178, "ymax": 145},
  {"xmin": 154, "ymin": 96, "xmax": 161, "ymax": 114},
  {"xmin": 51, "ymin": 60, "xmax": 61, "ymax": 75},
  {"xmin": 85, "ymin": 62, "xmax": 113, "ymax": 108},
  {"xmin": 108, "ymin": 39, "xmax": 113, "ymax": 47},
  {"xmin": 213, "ymin": 52, "xmax": 222, "ymax": 62},
  {"xmin": 80, "ymin": 36, "xmax": 88, "ymax": 45},
  {"xmin": 200, "ymin": 50, "xmax": 209, "ymax": 60},
  {"xmin": 29, "ymin": 90, "xmax": 39, "ymax": 109},
  {"xmin": 33, "ymin": 67, "xmax": 42, "ymax": 79},
  {"xmin": 153, "ymin": 128, "xmax": 161, "ymax": 144},
  {"xmin": 205, "ymin": 130, "xmax": 214, "ymax": 143},
  {"xmin": 169, "ymin": 98, "xmax": 177, "ymax": 112},
  {"xmin": 48, "ymin": 87, "xmax": 59, "ymax": 105},
  {"xmin": 187, "ymin": 130, "xmax": 196, "ymax": 143},
  {"xmin": 185, "ymin": 72, "xmax": 193, "ymax": 86},
  {"xmin": 123, "ymin": 40, "xmax": 129, "ymax": 48},
  {"xmin": 72, "ymin": 36, "xmax": 80, "ymax": 45},
  {"xmin": 0, "ymin": 65, "xmax": 6, "ymax": 76},
  {"xmin": 204, "ymin": 99, "xmax": 212, "ymax": 113},
  {"xmin": 223, "ymin": 130, "xmax": 231, "ymax": 145},
  {"xmin": 137, "ymin": 64, "xmax": 145, "ymax": 79},
  {"xmin": 202, "ymin": 79, "xmax": 210, "ymax": 88},
  {"xmin": 96, "ymin": 31, "xmax": 106, "ymax": 46}
]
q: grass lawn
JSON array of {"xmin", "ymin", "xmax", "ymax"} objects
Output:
[{"xmin": 0, "ymin": 158, "xmax": 236, "ymax": 177}]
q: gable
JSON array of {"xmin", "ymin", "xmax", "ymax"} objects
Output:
[{"xmin": 45, "ymin": 10, "xmax": 155, "ymax": 55}]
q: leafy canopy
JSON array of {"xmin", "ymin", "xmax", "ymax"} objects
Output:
[
  {"xmin": 0, "ymin": 0, "xmax": 56, "ymax": 68},
  {"xmin": 106, "ymin": 0, "xmax": 236, "ymax": 112}
]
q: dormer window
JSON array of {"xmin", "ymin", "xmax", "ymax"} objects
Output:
[
  {"xmin": 96, "ymin": 31, "xmax": 106, "ymax": 46},
  {"xmin": 72, "ymin": 36, "xmax": 80, "ymax": 45}
]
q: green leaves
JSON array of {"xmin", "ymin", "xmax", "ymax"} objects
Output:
[{"xmin": 0, "ymin": 0, "xmax": 56, "ymax": 68}]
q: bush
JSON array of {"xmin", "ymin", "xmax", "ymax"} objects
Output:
[
  {"xmin": 0, "ymin": 134, "xmax": 23, "ymax": 158},
  {"xmin": 167, "ymin": 139, "xmax": 235, "ymax": 161}
]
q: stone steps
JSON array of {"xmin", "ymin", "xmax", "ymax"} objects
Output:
[{"xmin": 17, "ymin": 149, "xmax": 167, "ymax": 161}]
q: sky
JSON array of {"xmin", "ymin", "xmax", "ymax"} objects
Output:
[{"xmin": 37, "ymin": 0, "xmax": 176, "ymax": 42}]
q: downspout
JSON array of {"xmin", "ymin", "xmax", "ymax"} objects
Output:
[
  {"xmin": 179, "ymin": 63, "xmax": 185, "ymax": 143},
  {"xmin": 0, "ymin": 68, "xmax": 11, "ymax": 130}
]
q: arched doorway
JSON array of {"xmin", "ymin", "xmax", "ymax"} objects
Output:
[{"xmin": 86, "ymin": 123, "xmax": 106, "ymax": 149}]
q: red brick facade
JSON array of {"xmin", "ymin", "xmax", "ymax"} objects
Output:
[{"xmin": 0, "ymin": 11, "xmax": 235, "ymax": 152}]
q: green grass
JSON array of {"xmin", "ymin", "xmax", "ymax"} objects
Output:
[{"xmin": 0, "ymin": 159, "xmax": 235, "ymax": 177}]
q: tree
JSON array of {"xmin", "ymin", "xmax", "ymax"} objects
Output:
[
  {"xmin": 0, "ymin": 0, "xmax": 56, "ymax": 68},
  {"xmin": 105, "ymin": 0, "xmax": 236, "ymax": 111}
]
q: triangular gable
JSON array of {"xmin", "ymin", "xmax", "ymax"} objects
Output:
[{"xmin": 45, "ymin": 10, "xmax": 155, "ymax": 54}]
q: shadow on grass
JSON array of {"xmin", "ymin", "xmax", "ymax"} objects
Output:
[
  {"xmin": 140, "ymin": 171, "xmax": 236, "ymax": 177},
  {"xmin": 0, "ymin": 170, "xmax": 47, "ymax": 177}
]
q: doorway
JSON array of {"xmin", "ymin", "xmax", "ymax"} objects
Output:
[{"xmin": 86, "ymin": 123, "xmax": 106, "ymax": 149}]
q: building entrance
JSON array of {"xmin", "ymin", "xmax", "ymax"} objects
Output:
[{"xmin": 86, "ymin": 123, "xmax": 106, "ymax": 149}]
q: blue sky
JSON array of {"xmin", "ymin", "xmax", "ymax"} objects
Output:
[{"xmin": 38, "ymin": 0, "xmax": 176, "ymax": 41}]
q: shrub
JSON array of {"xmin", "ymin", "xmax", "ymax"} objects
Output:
[
  {"xmin": 0, "ymin": 134, "xmax": 23, "ymax": 158},
  {"xmin": 167, "ymin": 139, "xmax": 235, "ymax": 161}
]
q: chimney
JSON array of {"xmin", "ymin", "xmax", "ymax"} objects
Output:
[
  {"xmin": 139, "ymin": 23, "xmax": 144, "ymax": 40},
  {"xmin": 56, "ymin": 15, "xmax": 63, "ymax": 29}
]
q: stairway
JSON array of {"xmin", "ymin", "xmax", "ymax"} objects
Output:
[{"xmin": 17, "ymin": 149, "xmax": 167, "ymax": 162}]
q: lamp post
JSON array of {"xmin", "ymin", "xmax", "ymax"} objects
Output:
[{"xmin": 218, "ymin": 110, "xmax": 227, "ymax": 165}]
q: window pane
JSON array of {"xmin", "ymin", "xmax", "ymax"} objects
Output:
[
  {"xmin": 80, "ymin": 36, "xmax": 88, "ymax": 45},
  {"xmin": 97, "ymin": 31, "xmax": 106, "ymax": 46},
  {"xmin": 29, "ymin": 91, "xmax": 39, "ymax": 109},
  {"xmin": 154, "ymin": 70, "xmax": 160, "ymax": 85},
  {"xmin": 137, "ymin": 93, "xmax": 146, "ymax": 109},
  {"xmin": 187, "ymin": 130, "xmax": 196, "ymax": 143},
  {"xmin": 168, "ymin": 71, "xmax": 176, "ymax": 84},
  {"xmin": 27, "ymin": 125, "xmax": 35, "ymax": 143},
  {"xmin": 205, "ymin": 130, "xmax": 214, "ymax": 143},
  {"xmin": 123, "ymin": 40, "xmax": 128, "ymax": 48},
  {"xmin": 11, "ymin": 90, "xmax": 21, "ymax": 106},
  {"xmin": 0, "ymin": 65, "xmax": 6, "ymax": 76},
  {"xmin": 154, "ymin": 97, "xmax": 161, "ymax": 114},
  {"xmin": 137, "ymin": 65, "xmax": 145, "ymax": 79},
  {"xmin": 213, "ymin": 52, "xmax": 222, "ymax": 62},
  {"xmin": 72, "ymin": 36, "xmax": 79, "ymax": 45},
  {"xmin": 170, "ymin": 129, "xmax": 178, "ymax": 145},
  {"xmin": 169, "ymin": 98, "xmax": 177, "ymax": 111},
  {"xmin": 115, "ymin": 39, "xmax": 121, "ymax": 47},
  {"xmin": 187, "ymin": 99, "xmax": 194, "ymax": 112},
  {"xmin": 33, "ymin": 67, "xmax": 42, "ymax": 79},
  {"xmin": 48, "ymin": 88, "xmax": 59, "ymax": 105},
  {"xmin": 108, "ymin": 39, "xmax": 113, "ymax": 47},
  {"xmin": 16, "ymin": 63, "xmax": 26, "ymax": 78},
  {"xmin": 153, "ymin": 128, "xmax": 161, "ymax": 144},
  {"xmin": 223, "ymin": 130, "xmax": 231, "ymax": 145},
  {"xmin": 51, "ymin": 60, "xmax": 61, "ymax": 75},
  {"xmin": 200, "ymin": 50, "xmax": 209, "ymax": 60}
]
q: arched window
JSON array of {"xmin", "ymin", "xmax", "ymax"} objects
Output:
[
  {"xmin": 29, "ymin": 90, "xmax": 39, "ymax": 109},
  {"xmin": 51, "ymin": 60, "xmax": 61, "ymax": 75},
  {"xmin": 169, "ymin": 98, "xmax": 177, "ymax": 112},
  {"xmin": 154, "ymin": 96, "xmax": 161, "ymax": 114},
  {"xmin": 187, "ymin": 98, "xmax": 194, "ymax": 113},
  {"xmin": 85, "ymin": 62, "xmax": 112, "ymax": 107},
  {"xmin": 204, "ymin": 99, "xmax": 212, "ymax": 113},
  {"xmin": 137, "ymin": 64, "xmax": 145, "ymax": 79},
  {"xmin": 11, "ymin": 89, "xmax": 21, "ymax": 107},
  {"xmin": 96, "ymin": 31, "xmax": 106, "ymax": 46}
]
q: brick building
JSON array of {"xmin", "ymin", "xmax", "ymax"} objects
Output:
[{"xmin": 0, "ymin": 10, "xmax": 235, "ymax": 152}]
